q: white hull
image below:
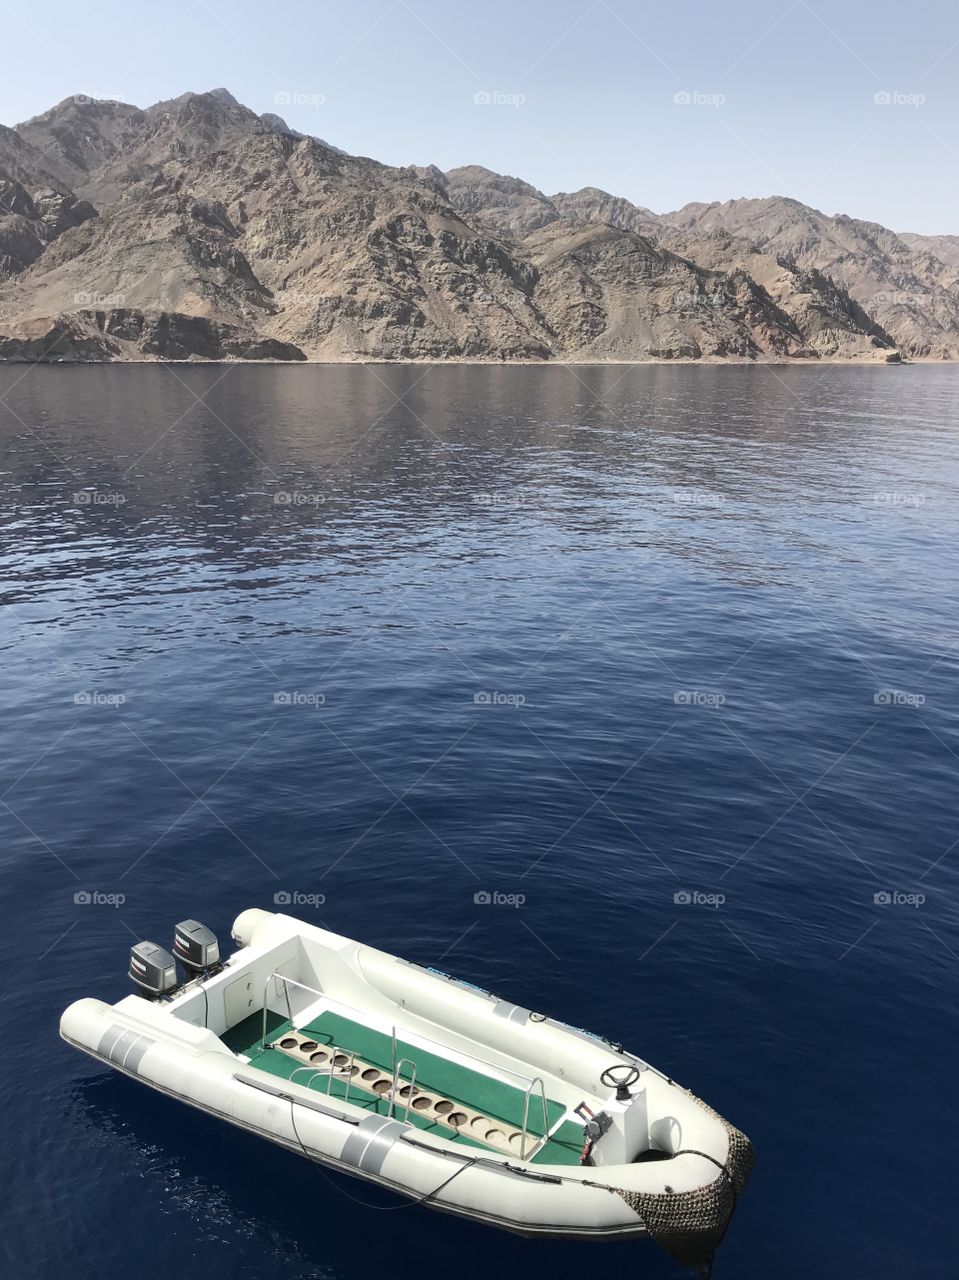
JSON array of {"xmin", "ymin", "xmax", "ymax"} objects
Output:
[{"xmin": 61, "ymin": 910, "xmax": 754, "ymax": 1264}]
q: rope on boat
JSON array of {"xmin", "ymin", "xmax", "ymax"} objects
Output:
[
  {"xmin": 282, "ymin": 1079, "xmax": 753, "ymax": 1271},
  {"xmin": 287, "ymin": 1097, "xmax": 480, "ymax": 1210},
  {"xmin": 612, "ymin": 1094, "xmax": 756, "ymax": 1277}
]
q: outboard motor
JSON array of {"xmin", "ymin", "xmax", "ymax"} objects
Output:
[
  {"xmin": 173, "ymin": 919, "xmax": 221, "ymax": 975},
  {"xmin": 129, "ymin": 941, "xmax": 180, "ymax": 1000}
]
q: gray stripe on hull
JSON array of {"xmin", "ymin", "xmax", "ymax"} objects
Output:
[
  {"xmin": 108, "ymin": 1030, "xmax": 140, "ymax": 1066},
  {"xmin": 493, "ymin": 1001, "xmax": 531, "ymax": 1025},
  {"xmin": 96, "ymin": 1023, "xmax": 155, "ymax": 1075},
  {"xmin": 341, "ymin": 1116, "xmax": 409, "ymax": 1175},
  {"xmin": 123, "ymin": 1034, "xmax": 154, "ymax": 1073},
  {"xmin": 97, "ymin": 1024, "xmax": 126, "ymax": 1059}
]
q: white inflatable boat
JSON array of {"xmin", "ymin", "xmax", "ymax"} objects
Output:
[{"xmin": 60, "ymin": 909, "xmax": 755, "ymax": 1273}]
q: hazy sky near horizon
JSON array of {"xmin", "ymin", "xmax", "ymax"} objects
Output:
[{"xmin": 2, "ymin": 0, "xmax": 957, "ymax": 233}]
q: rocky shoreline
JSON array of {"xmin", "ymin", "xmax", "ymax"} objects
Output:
[{"xmin": 1, "ymin": 88, "xmax": 957, "ymax": 365}]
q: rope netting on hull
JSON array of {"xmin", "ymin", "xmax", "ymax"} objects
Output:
[{"xmin": 615, "ymin": 1092, "xmax": 756, "ymax": 1275}]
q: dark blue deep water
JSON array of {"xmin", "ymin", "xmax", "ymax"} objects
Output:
[{"xmin": 1, "ymin": 364, "xmax": 957, "ymax": 1279}]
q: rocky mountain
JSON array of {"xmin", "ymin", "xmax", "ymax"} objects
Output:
[
  {"xmin": 0, "ymin": 88, "xmax": 954, "ymax": 362},
  {"xmin": 660, "ymin": 198, "xmax": 959, "ymax": 357}
]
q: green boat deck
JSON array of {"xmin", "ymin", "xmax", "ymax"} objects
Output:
[{"xmin": 222, "ymin": 1009, "xmax": 585, "ymax": 1166}]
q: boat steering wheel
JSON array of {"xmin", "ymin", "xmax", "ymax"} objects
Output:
[{"xmin": 599, "ymin": 1063, "xmax": 641, "ymax": 1100}]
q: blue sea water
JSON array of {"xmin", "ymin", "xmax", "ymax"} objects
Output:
[{"xmin": 0, "ymin": 363, "xmax": 957, "ymax": 1279}]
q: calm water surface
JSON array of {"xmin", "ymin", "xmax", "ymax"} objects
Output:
[{"xmin": 1, "ymin": 364, "xmax": 957, "ymax": 1279}]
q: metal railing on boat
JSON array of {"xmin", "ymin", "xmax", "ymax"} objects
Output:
[
  {"xmin": 261, "ymin": 972, "xmax": 325, "ymax": 1047},
  {"xmin": 288, "ymin": 1052, "xmax": 357, "ymax": 1103},
  {"xmin": 520, "ymin": 1076, "xmax": 549, "ymax": 1160},
  {"xmin": 389, "ymin": 1056, "xmax": 418, "ymax": 1122},
  {"xmin": 260, "ymin": 970, "xmax": 554, "ymax": 1160}
]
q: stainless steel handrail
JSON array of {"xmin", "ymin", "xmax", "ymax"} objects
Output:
[
  {"xmin": 390, "ymin": 1056, "xmax": 418, "ymax": 1122},
  {"xmin": 260, "ymin": 972, "xmax": 324, "ymax": 1047},
  {"xmin": 287, "ymin": 1049, "xmax": 356, "ymax": 1100},
  {"xmin": 519, "ymin": 1076, "xmax": 549, "ymax": 1160},
  {"xmin": 324, "ymin": 1047, "xmax": 357, "ymax": 1103},
  {"xmin": 288, "ymin": 1065, "xmax": 332, "ymax": 1091}
]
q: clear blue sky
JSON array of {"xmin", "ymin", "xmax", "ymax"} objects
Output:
[{"xmin": 2, "ymin": 0, "xmax": 957, "ymax": 233}]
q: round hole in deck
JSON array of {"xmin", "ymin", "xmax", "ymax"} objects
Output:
[
  {"xmin": 398, "ymin": 1085, "xmax": 414, "ymax": 1097},
  {"xmin": 470, "ymin": 1116, "xmax": 487, "ymax": 1131},
  {"xmin": 372, "ymin": 1080, "xmax": 391, "ymax": 1094},
  {"xmin": 361, "ymin": 1068, "xmax": 379, "ymax": 1082},
  {"xmin": 433, "ymin": 1100, "xmax": 453, "ymax": 1115},
  {"xmin": 279, "ymin": 1038, "xmax": 297, "ymax": 1049},
  {"xmin": 508, "ymin": 1133, "xmax": 524, "ymax": 1147},
  {"xmin": 448, "ymin": 1112, "xmax": 467, "ymax": 1127},
  {"xmin": 485, "ymin": 1129, "xmax": 504, "ymax": 1143},
  {"xmin": 332, "ymin": 1053, "xmax": 349, "ymax": 1067},
  {"xmin": 309, "ymin": 1050, "xmax": 329, "ymax": 1064},
  {"xmin": 411, "ymin": 1095, "xmax": 433, "ymax": 1111},
  {"xmin": 299, "ymin": 1040, "xmax": 318, "ymax": 1052}
]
